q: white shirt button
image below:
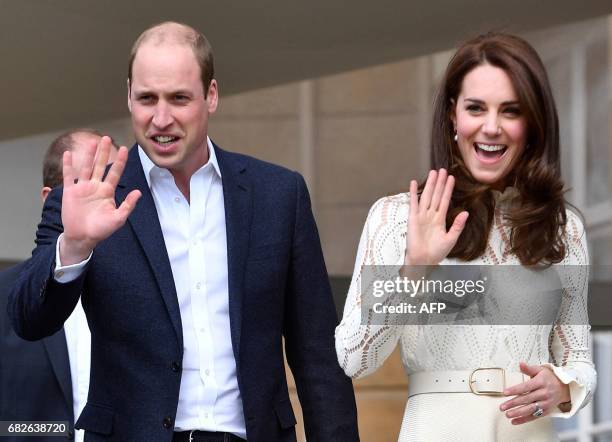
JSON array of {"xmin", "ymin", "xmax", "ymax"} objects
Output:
[
  {"xmin": 174, "ymin": 197, "xmax": 180, "ymax": 203},
  {"xmin": 196, "ymin": 282, "xmax": 202, "ymax": 290},
  {"xmin": 205, "ymin": 369, "xmax": 210, "ymax": 376}
]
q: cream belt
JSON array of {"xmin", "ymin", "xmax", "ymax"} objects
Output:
[{"xmin": 408, "ymin": 368, "xmax": 528, "ymax": 398}]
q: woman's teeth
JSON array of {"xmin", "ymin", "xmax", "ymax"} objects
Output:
[
  {"xmin": 474, "ymin": 142, "xmax": 507, "ymax": 160},
  {"xmin": 476, "ymin": 143, "xmax": 505, "ymax": 152}
]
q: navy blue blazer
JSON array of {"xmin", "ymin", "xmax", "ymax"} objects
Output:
[
  {"xmin": 9, "ymin": 144, "xmax": 359, "ymax": 442},
  {"xmin": 1, "ymin": 263, "xmax": 74, "ymax": 441}
]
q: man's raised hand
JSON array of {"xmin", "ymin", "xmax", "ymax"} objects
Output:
[{"xmin": 60, "ymin": 136, "xmax": 141, "ymax": 265}]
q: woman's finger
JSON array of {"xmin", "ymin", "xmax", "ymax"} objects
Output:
[
  {"xmin": 508, "ymin": 401, "xmax": 550, "ymax": 424},
  {"xmin": 502, "ymin": 389, "xmax": 548, "ymax": 415},
  {"xmin": 429, "ymin": 169, "xmax": 447, "ymax": 212},
  {"xmin": 437, "ymin": 174, "xmax": 455, "ymax": 218},
  {"xmin": 419, "ymin": 170, "xmax": 437, "ymax": 212},
  {"xmin": 504, "ymin": 375, "xmax": 541, "ymax": 397},
  {"xmin": 409, "ymin": 180, "xmax": 418, "ymax": 218},
  {"xmin": 445, "ymin": 210, "xmax": 468, "ymax": 245}
]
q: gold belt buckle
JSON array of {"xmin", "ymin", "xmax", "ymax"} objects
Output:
[{"xmin": 469, "ymin": 367, "xmax": 505, "ymax": 396}]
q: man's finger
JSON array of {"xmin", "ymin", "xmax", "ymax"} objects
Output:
[
  {"xmin": 91, "ymin": 136, "xmax": 112, "ymax": 182},
  {"xmin": 78, "ymin": 139, "xmax": 97, "ymax": 182},
  {"xmin": 63, "ymin": 151, "xmax": 75, "ymax": 188},
  {"xmin": 116, "ymin": 190, "xmax": 142, "ymax": 223},
  {"xmin": 103, "ymin": 146, "xmax": 129, "ymax": 189}
]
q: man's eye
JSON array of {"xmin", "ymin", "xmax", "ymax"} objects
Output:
[{"xmin": 138, "ymin": 95, "xmax": 154, "ymax": 103}]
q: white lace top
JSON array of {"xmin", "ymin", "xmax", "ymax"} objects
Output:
[{"xmin": 335, "ymin": 189, "xmax": 596, "ymax": 417}]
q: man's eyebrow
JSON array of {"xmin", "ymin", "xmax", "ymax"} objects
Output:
[
  {"xmin": 132, "ymin": 89, "xmax": 154, "ymax": 96},
  {"xmin": 171, "ymin": 90, "xmax": 194, "ymax": 96}
]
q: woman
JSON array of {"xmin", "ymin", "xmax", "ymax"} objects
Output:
[{"xmin": 335, "ymin": 33, "xmax": 596, "ymax": 441}]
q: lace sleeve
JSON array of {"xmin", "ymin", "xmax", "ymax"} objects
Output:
[
  {"xmin": 544, "ymin": 210, "xmax": 597, "ymax": 418},
  {"xmin": 335, "ymin": 194, "xmax": 408, "ymax": 379}
]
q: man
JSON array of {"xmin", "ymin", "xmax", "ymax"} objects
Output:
[
  {"xmin": 9, "ymin": 22, "xmax": 359, "ymax": 441},
  {"xmin": 1, "ymin": 129, "xmax": 117, "ymax": 442}
]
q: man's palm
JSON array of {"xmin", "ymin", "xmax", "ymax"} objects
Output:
[{"xmin": 60, "ymin": 137, "xmax": 141, "ymax": 265}]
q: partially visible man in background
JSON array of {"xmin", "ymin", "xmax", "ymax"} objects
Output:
[{"xmin": 1, "ymin": 129, "xmax": 118, "ymax": 442}]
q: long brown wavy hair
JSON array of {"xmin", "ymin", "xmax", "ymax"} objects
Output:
[{"xmin": 430, "ymin": 32, "xmax": 567, "ymax": 265}]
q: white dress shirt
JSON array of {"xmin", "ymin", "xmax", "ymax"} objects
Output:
[
  {"xmin": 62, "ymin": 301, "xmax": 90, "ymax": 442},
  {"xmin": 55, "ymin": 138, "xmax": 245, "ymax": 438}
]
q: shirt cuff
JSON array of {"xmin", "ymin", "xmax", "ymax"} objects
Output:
[
  {"xmin": 54, "ymin": 233, "xmax": 92, "ymax": 283},
  {"xmin": 542, "ymin": 362, "xmax": 587, "ymax": 418}
]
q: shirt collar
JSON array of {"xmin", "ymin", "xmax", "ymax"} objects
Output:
[{"xmin": 137, "ymin": 136, "xmax": 222, "ymax": 188}]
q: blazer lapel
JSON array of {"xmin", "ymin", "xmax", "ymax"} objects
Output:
[
  {"xmin": 42, "ymin": 330, "xmax": 73, "ymax": 416},
  {"xmin": 115, "ymin": 146, "xmax": 183, "ymax": 349},
  {"xmin": 215, "ymin": 144, "xmax": 252, "ymax": 365}
]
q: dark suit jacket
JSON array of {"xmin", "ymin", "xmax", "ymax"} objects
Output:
[
  {"xmin": 9, "ymin": 144, "xmax": 359, "ymax": 442},
  {"xmin": 1, "ymin": 263, "xmax": 74, "ymax": 441}
]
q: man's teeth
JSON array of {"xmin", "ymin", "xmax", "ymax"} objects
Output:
[
  {"xmin": 476, "ymin": 143, "xmax": 505, "ymax": 152},
  {"xmin": 154, "ymin": 136, "xmax": 177, "ymax": 144}
]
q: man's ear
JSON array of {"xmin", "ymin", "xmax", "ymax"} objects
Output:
[
  {"xmin": 206, "ymin": 79, "xmax": 219, "ymax": 113},
  {"xmin": 127, "ymin": 78, "xmax": 132, "ymax": 112},
  {"xmin": 40, "ymin": 187, "xmax": 51, "ymax": 203}
]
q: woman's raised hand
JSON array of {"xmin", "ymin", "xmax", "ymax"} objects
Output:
[{"xmin": 405, "ymin": 169, "xmax": 469, "ymax": 266}]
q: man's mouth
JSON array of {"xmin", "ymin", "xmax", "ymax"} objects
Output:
[
  {"xmin": 152, "ymin": 135, "xmax": 179, "ymax": 146},
  {"xmin": 474, "ymin": 142, "xmax": 507, "ymax": 161}
]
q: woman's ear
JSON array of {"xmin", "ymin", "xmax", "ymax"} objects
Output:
[{"xmin": 449, "ymin": 98, "xmax": 457, "ymax": 129}]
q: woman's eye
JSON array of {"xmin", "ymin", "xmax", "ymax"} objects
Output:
[{"xmin": 504, "ymin": 107, "xmax": 521, "ymax": 116}]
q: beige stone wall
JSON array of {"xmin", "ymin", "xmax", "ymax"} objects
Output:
[
  {"xmin": 314, "ymin": 58, "xmax": 431, "ymax": 275},
  {"xmin": 211, "ymin": 83, "xmax": 302, "ymax": 171},
  {"xmin": 212, "ymin": 57, "xmax": 433, "ymax": 277}
]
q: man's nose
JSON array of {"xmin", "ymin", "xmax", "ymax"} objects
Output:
[{"xmin": 152, "ymin": 102, "xmax": 173, "ymax": 128}]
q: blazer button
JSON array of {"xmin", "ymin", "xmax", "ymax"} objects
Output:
[
  {"xmin": 66, "ymin": 429, "xmax": 74, "ymax": 440},
  {"xmin": 163, "ymin": 416, "xmax": 173, "ymax": 429},
  {"xmin": 171, "ymin": 361, "xmax": 181, "ymax": 372}
]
